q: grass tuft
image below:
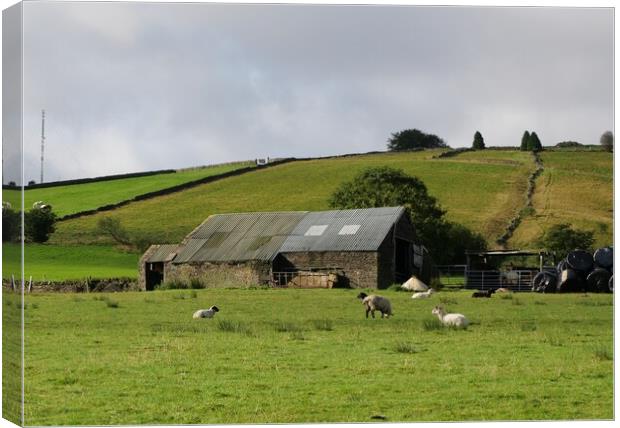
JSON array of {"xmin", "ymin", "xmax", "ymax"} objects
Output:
[
  {"xmin": 439, "ymin": 296, "xmax": 457, "ymax": 305},
  {"xmin": 218, "ymin": 319, "xmax": 253, "ymax": 336},
  {"xmin": 274, "ymin": 321, "xmax": 303, "ymax": 333},
  {"xmin": 394, "ymin": 342, "xmax": 420, "ymax": 354},
  {"xmin": 312, "ymin": 319, "xmax": 334, "ymax": 331},
  {"xmin": 593, "ymin": 348, "xmax": 613, "ymax": 362},
  {"xmin": 290, "ymin": 331, "xmax": 306, "ymax": 341},
  {"xmin": 189, "ymin": 278, "xmax": 204, "ymax": 289},
  {"xmin": 422, "ymin": 318, "xmax": 444, "ymax": 331}
]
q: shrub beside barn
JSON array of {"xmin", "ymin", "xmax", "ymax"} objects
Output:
[{"xmin": 139, "ymin": 206, "xmax": 433, "ymax": 290}]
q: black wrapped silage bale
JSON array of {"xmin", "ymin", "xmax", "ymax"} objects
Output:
[
  {"xmin": 531, "ymin": 271, "xmax": 557, "ymax": 293},
  {"xmin": 593, "ymin": 247, "xmax": 613, "ymax": 269},
  {"xmin": 566, "ymin": 250, "xmax": 594, "ymax": 273},
  {"xmin": 556, "ymin": 259, "xmax": 568, "ymax": 273},
  {"xmin": 586, "ymin": 268, "xmax": 612, "ymax": 293},
  {"xmin": 531, "ymin": 271, "xmax": 547, "ymax": 292},
  {"xmin": 557, "ymin": 268, "xmax": 587, "ymax": 293}
]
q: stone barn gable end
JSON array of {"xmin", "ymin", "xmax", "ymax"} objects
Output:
[{"xmin": 138, "ymin": 207, "xmax": 430, "ymax": 290}]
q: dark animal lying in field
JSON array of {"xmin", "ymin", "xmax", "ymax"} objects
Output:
[
  {"xmin": 472, "ymin": 289, "xmax": 495, "ymax": 298},
  {"xmin": 193, "ymin": 306, "xmax": 220, "ymax": 319},
  {"xmin": 357, "ymin": 292, "xmax": 392, "ymax": 319}
]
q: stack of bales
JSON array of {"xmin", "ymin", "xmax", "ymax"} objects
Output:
[{"xmin": 532, "ymin": 247, "xmax": 613, "ymax": 293}]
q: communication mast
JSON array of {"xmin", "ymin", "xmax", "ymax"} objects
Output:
[{"xmin": 40, "ymin": 109, "xmax": 45, "ymax": 183}]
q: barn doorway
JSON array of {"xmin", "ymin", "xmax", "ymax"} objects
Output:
[
  {"xmin": 145, "ymin": 262, "xmax": 164, "ymax": 291},
  {"xmin": 395, "ymin": 238, "xmax": 412, "ymax": 282}
]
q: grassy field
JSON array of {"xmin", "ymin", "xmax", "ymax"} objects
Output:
[
  {"xmin": 2, "ymin": 291, "xmax": 22, "ymax": 425},
  {"xmin": 1, "ymin": 161, "xmax": 253, "ymax": 217},
  {"xmin": 2, "ymin": 244, "xmax": 139, "ymax": 281},
  {"xmin": 509, "ymin": 151, "xmax": 613, "ymax": 249},
  {"xmin": 50, "ymin": 150, "xmax": 534, "ymax": 246},
  {"xmin": 17, "ymin": 288, "xmax": 613, "ymax": 425}
]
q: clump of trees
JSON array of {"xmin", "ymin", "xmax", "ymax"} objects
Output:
[
  {"xmin": 472, "ymin": 131, "xmax": 485, "ymax": 150},
  {"xmin": 329, "ymin": 166, "xmax": 486, "ymax": 264},
  {"xmin": 600, "ymin": 131, "xmax": 613, "ymax": 152},
  {"xmin": 555, "ymin": 141, "xmax": 582, "ymax": 148},
  {"xmin": 387, "ymin": 129, "xmax": 448, "ymax": 151},
  {"xmin": 520, "ymin": 130, "xmax": 543, "ymax": 152},
  {"xmin": 537, "ymin": 223, "xmax": 594, "ymax": 258},
  {"xmin": 2, "ymin": 202, "xmax": 57, "ymax": 243}
]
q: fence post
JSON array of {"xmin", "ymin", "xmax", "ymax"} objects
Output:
[
  {"xmin": 11, "ymin": 274, "xmax": 15, "ymax": 292},
  {"xmin": 28, "ymin": 276, "xmax": 32, "ymax": 293}
]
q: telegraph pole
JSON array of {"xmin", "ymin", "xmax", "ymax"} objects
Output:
[{"xmin": 40, "ymin": 109, "xmax": 45, "ymax": 184}]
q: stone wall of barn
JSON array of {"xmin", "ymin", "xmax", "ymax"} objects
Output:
[
  {"xmin": 277, "ymin": 251, "xmax": 380, "ymax": 289},
  {"xmin": 164, "ymin": 260, "xmax": 271, "ymax": 288}
]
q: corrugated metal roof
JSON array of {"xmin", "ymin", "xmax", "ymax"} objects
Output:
[
  {"xmin": 173, "ymin": 212, "xmax": 307, "ymax": 263},
  {"xmin": 279, "ymin": 207, "xmax": 406, "ymax": 252},
  {"xmin": 170, "ymin": 207, "xmax": 406, "ymax": 264},
  {"xmin": 146, "ymin": 244, "xmax": 179, "ymax": 263},
  {"xmin": 173, "ymin": 239, "xmax": 209, "ymax": 263}
]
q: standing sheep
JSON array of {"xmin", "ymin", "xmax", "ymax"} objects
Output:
[
  {"xmin": 431, "ymin": 305, "xmax": 469, "ymax": 328},
  {"xmin": 357, "ymin": 292, "xmax": 392, "ymax": 319}
]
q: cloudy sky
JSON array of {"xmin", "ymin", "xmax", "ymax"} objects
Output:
[{"xmin": 2, "ymin": 1, "xmax": 614, "ymax": 183}]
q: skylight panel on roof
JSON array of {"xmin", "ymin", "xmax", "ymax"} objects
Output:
[
  {"xmin": 338, "ymin": 224, "xmax": 361, "ymax": 235},
  {"xmin": 305, "ymin": 225, "xmax": 328, "ymax": 236}
]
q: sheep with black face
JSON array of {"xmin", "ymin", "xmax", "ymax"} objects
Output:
[
  {"xmin": 193, "ymin": 306, "xmax": 220, "ymax": 319},
  {"xmin": 357, "ymin": 292, "xmax": 392, "ymax": 319}
]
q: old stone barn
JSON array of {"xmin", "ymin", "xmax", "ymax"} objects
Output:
[{"xmin": 139, "ymin": 206, "xmax": 432, "ymax": 290}]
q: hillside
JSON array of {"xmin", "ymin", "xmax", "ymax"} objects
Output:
[
  {"xmin": 50, "ymin": 150, "xmax": 536, "ymax": 246},
  {"xmin": 1, "ymin": 161, "xmax": 253, "ymax": 217},
  {"xmin": 508, "ymin": 151, "xmax": 613, "ymax": 248}
]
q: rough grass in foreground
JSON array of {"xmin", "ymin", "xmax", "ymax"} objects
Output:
[{"xmin": 20, "ymin": 289, "xmax": 613, "ymax": 424}]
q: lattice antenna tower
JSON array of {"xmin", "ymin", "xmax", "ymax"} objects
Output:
[{"xmin": 40, "ymin": 109, "xmax": 45, "ymax": 183}]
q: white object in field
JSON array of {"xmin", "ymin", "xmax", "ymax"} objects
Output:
[{"xmin": 401, "ymin": 275, "xmax": 428, "ymax": 291}]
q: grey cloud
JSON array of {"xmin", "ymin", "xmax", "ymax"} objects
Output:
[{"xmin": 3, "ymin": 3, "xmax": 613, "ymax": 183}]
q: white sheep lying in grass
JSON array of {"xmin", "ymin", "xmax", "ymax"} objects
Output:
[
  {"xmin": 357, "ymin": 292, "xmax": 392, "ymax": 319},
  {"xmin": 431, "ymin": 305, "xmax": 468, "ymax": 328},
  {"xmin": 192, "ymin": 306, "xmax": 219, "ymax": 319},
  {"xmin": 412, "ymin": 288, "xmax": 435, "ymax": 299}
]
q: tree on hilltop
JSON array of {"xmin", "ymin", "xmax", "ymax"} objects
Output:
[
  {"xmin": 529, "ymin": 132, "xmax": 543, "ymax": 152},
  {"xmin": 600, "ymin": 131, "xmax": 613, "ymax": 152},
  {"xmin": 387, "ymin": 129, "xmax": 448, "ymax": 151},
  {"xmin": 472, "ymin": 131, "xmax": 485, "ymax": 150},
  {"xmin": 520, "ymin": 131, "xmax": 531, "ymax": 151}
]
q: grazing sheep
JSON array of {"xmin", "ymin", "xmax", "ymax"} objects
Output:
[
  {"xmin": 357, "ymin": 292, "xmax": 392, "ymax": 319},
  {"xmin": 411, "ymin": 288, "xmax": 435, "ymax": 299},
  {"xmin": 431, "ymin": 305, "xmax": 469, "ymax": 328},
  {"xmin": 192, "ymin": 306, "xmax": 219, "ymax": 319},
  {"xmin": 472, "ymin": 289, "xmax": 495, "ymax": 298},
  {"xmin": 495, "ymin": 287, "xmax": 511, "ymax": 293}
]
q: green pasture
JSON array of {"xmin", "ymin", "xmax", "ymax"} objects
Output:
[
  {"xmin": 1, "ymin": 161, "xmax": 253, "ymax": 217},
  {"xmin": 51, "ymin": 150, "xmax": 534, "ymax": 246},
  {"xmin": 509, "ymin": 151, "xmax": 613, "ymax": 249},
  {"xmin": 2, "ymin": 244, "xmax": 139, "ymax": 281},
  {"xmin": 15, "ymin": 288, "xmax": 613, "ymax": 425}
]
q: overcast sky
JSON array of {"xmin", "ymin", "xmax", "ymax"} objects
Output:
[{"xmin": 1, "ymin": 2, "xmax": 614, "ymax": 183}]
